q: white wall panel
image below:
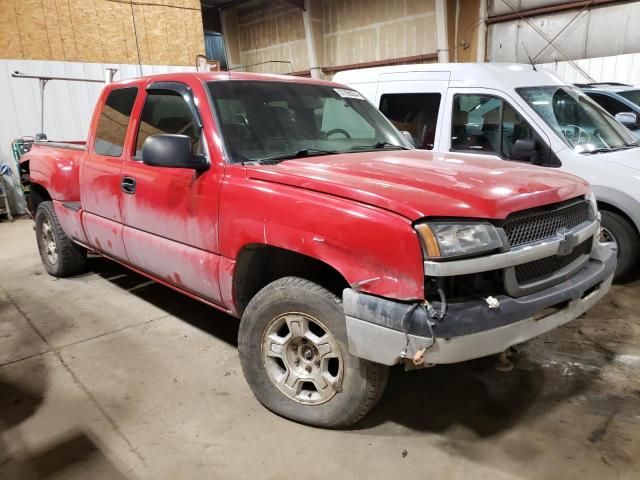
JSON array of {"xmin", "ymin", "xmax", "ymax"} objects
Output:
[
  {"xmin": 0, "ymin": 59, "xmax": 195, "ymax": 214},
  {"xmin": 540, "ymin": 53, "xmax": 640, "ymax": 85},
  {"xmin": 487, "ymin": 2, "xmax": 640, "ymax": 64}
]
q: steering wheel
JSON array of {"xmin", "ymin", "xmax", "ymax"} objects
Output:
[
  {"xmin": 562, "ymin": 124, "xmax": 591, "ymax": 144},
  {"xmin": 325, "ymin": 128, "xmax": 351, "ymax": 139}
]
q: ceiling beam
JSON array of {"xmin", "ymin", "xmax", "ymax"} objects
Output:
[{"xmin": 278, "ymin": 0, "xmax": 305, "ymax": 10}]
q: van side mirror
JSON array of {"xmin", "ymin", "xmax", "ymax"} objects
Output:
[
  {"xmin": 511, "ymin": 139, "xmax": 541, "ymax": 164},
  {"xmin": 614, "ymin": 112, "xmax": 639, "ymax": 129},
  {"xmin": 400, "ymin": 130, "xmax": 415, "ymax": 148},
  {"xmin": 142, "ymin": 134, "xmax": 208, "ymax": 171}
]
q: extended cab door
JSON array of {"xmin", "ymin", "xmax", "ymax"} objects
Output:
[
  {"xmin": 119, "ymin": 80, "xmax": 224, "ymax": 305},
  {"xmin": 375, "ymin": 71, "xmax": 449, "ymax": 150},
  {"xmin": 441, "ymin": 88, "xmax": 555, "ymax": 166},
  {"xmin": 81, "ymin": 86, "xmax": 138, "ymax": 260}
]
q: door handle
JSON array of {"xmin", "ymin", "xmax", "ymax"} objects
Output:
[{"xmin": 121, "ymin": 176, "xmax": 136, "ymax": 194}]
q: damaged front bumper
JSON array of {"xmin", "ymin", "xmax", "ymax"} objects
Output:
[{"xmin": 343, "ymin": 243, "xmax": 616, "ymax": 366}]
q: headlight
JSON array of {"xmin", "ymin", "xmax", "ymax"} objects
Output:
[{"xmin": 415, "ymin": 222, "xmax": 503, "ymax": 259}]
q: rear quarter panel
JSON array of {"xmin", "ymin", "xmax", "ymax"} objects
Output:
[{"xmin": 23, "ymin": 144, "xmax": 84, "ymax": 202}]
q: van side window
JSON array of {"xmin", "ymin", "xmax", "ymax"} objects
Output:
[
  {"xmin": 584, "ymin": 92, "xmax": 629, "ymax": 116},
  {"xmin": 94, "ymin": 87, "xmax": 138, "ymax": 157},
  {"xmin": 451, "ymin": 94, "xmax": 535, "ymax": 160},
  {"xmin": 135, "ymin": 89, "xmax": 201, "ymax": 158},
  {"xmin": 379, "ymin": 93, "xmax": 441, "ymax": 149}
]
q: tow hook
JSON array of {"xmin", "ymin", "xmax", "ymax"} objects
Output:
[{"xmin": 494, "ymin": 346, "xmax": 518, "ymax": 372}]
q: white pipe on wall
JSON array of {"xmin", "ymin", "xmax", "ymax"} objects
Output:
[{"xmin": 435, "ymin": 0, "xmax": 449, "ymax": 63}]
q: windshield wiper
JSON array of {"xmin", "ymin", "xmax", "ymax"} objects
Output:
[
  {"xmin": 246, "ymin": 148, "xmax": 337, "ymax": 165},
  {"xmin": 350, "ymin": 141, "xmax": 410, "ymax": 151}
]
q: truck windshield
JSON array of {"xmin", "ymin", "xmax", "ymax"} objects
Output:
[
  {"xmin": 517, "ymin": 86, "xmax": 638, "ymax": 154},
  {"xmin": 207, "ymin": 80, "xmax": 408, "ymax": 163}
]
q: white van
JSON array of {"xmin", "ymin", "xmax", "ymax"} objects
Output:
[{"xmin": 334, "ymin": 63, "xmax": 640, "ymax": 279}]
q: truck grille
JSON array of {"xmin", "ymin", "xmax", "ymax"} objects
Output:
[
  {"xmin": 515, "ymin": 239, "xmax": 592, "ymax": 284},
  {"xmin": 503, "ymin": 198, "xmax": 592, "ymax": 247}
]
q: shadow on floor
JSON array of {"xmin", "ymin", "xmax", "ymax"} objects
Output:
[
  {"xmin": 85, "ymin": 257, "xmax": 611, "ymax": 437},
  {"xmin": 86, "ymin": 257, "xmax": 239, "ymax": 348},
  {"xmin": 0, "ymin": 367, "xmax": 134, "ymax": 480}
]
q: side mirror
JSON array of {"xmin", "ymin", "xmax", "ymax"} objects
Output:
[
  {"xmin": 511, "ymin": 139, "xmax": 541, "ymax": 164},
  {"xmin": 400, "ymin": 130, "xmax": 415, "ymax": 148},
  {"xmin": 614, "ymin": 112, "xmax": 639, "ymax": 129},
  {"xmin": 142, "ymin": 134, "xmax": 208, "ymax": 171}
]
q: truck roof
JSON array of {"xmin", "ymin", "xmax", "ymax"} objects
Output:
[
  {"xmin": 110, "ymin": 71, "xmax": 345, "ymax": 89},
  {"xmin": 333, "ymin": 62, "xmax": 567, "ymax": 90}
]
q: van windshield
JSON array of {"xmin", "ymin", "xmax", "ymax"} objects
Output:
[
  {"xmin": 517, "ymin": 86, "xmax": 638, "ymax": 153},
  {"xmin": 207, "ymin": 80, "xmax": 409, "ymax": 163}
]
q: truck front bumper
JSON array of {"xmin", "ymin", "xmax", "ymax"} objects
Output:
[{"xmin": 343, "ymin": 243, "xmax": 616, "ymax": 365}]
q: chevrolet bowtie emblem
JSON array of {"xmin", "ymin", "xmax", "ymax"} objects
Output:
[{"xmin": 556, "ymin": 228, "xmax": 578, "ymax": 256}]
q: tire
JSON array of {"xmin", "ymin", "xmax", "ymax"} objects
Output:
[
  {"xmin": 35, "ymin": 201, "xmax": 87, "ymax": 277},
  {"xmin": 600, "ymin": 210, "xmax": 640, "ymax": 281},
  {"xmin": 238, "ymin": 276, "xmax": 389, "ymax": 428}
]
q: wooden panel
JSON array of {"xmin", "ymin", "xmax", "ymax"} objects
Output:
[
  {"xmin": 42, "ymin": 0, "xmax": 65, "ymax": 60},
  {"xmin": 54, "ymin": 0, "xmax": 78, "ymax": 61},
  {"xmin": 15, "ymin": 0, "xmax": 50, "ymax": 60},
  {"xmin": 0, "ymin": 0, "xmax": 204, "ymax": 65},
  {"xmin": 0, "ymin": 0, "xmax": 24, "ymax": 59}
]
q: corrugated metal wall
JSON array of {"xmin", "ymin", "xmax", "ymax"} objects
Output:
[
  {"xmin": 0, "ymin": 59, "xmax": 195, "ymax": 214},
  {"xmin": 540, "ymin": 53, "xmax": 640, "ymax": 85},
  {"xmin": 487, "ymin": 1, "xmax": 640, "ymax": 64}
]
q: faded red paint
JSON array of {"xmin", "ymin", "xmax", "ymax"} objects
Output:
[{"xmin": 21, "ymin": 72, "xmax": 591, "ymax": 318}]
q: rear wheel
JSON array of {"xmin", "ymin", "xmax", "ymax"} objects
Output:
[
  {"xmin": 600, "ymin": 210, "xmax": 639, "ymax": 280},
  {"xmin": 35, "ymin": 201, "xmax": 87, "ymax": 277},
  {"xmin": 238, "ymin": 276, "xmax": 388, "ymax": 428}
]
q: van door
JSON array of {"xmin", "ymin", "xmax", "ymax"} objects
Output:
[
  {"xmin": 81, "ymin": 86, "xmax": 138, "ymax": 260},
  {"xmin": 119, "ymin": 81, "xmax": 224, "ymax": 305},
  {"xmin": 376, "ymin": 71, "xmax": 449, "ymax": 150},
  {"xmin": 442, "ymin": 88, "xmax": 554, "ymax": 166}
]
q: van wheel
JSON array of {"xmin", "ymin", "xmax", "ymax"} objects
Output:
[
  {"xmin": 600, "ymin": 210, "xmax": 639, "ymax": 281},
  {"xmin": 35, "ymin": 201, "xmax": 87, "ymax": 277},
  {"xmin": 238, "ymin": 276, "xmax": 388, "ymax": 428}
]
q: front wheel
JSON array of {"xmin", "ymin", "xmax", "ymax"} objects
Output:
[
  {"xmin": 600, "ymin": 210, "xmax": 640, "ymax": 281},
  {"xmin": 238, "ymin": 277, "xmax": 388, "ymax": 428},
  {"xmin": 35, "ymin": 201, "xmax": 87, "ymax": 277}
]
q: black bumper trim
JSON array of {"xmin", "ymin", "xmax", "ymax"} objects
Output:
[{"xmin": 343, "ymin": 244, "xmax": 616, "ymax": 338}]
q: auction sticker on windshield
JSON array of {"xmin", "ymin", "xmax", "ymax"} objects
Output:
[{"xmin": 334, "ymin": 88, "xmax": 364, "ymax": 99}]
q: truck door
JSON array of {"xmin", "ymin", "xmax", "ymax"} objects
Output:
[
  {"xmin": 119, "ymin": 81, "xmax": 224, "ymax": 305},
  {"xmin": 81, "ymin": 86, "xmax": 138, "ymax": 260},
  {"xmin": 375, "ymin": 71, "xmax": 449, "ymax": 150}
]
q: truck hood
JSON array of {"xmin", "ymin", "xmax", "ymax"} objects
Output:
[{"xmin": 246, "ymin": 150, "xmax": 589, "ymax": 221}]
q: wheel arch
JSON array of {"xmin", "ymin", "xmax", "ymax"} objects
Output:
[{"xmin": 232, "ymin": 243, "xmax": 350, "ymax": 315}]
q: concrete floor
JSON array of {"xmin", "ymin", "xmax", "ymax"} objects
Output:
[{"xmin": 0, "ymin": 218, "xmax": 639, "ymax": 480}]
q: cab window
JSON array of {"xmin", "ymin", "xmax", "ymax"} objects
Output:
[
  {"xmin": 94, "ymin": 87, "xmax": 138, "ymax": 157},
  {"xmin": 584, "ymin": 92, "xmax": 630, "ymax": 116},
  {"xmin": 451, "ymin": 94, "xmax": 535, "ymax": 160},
  {"xmin": 379, "ymin": 93, "xmax": 441, "ymax": 149},
  {"xmin": 135, "ymin": 89, "xmax": 201, "ymax": 157}
]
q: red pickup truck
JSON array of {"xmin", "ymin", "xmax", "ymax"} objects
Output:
[{"xmin": 20, "ymin": 72, "xmax": 615, "ymax": 428}]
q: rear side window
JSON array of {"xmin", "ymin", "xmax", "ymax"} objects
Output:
[
  {"xmin": 584, "ymin": 92, "xmax": 629, "ymax": 116},
  {"xmin": 379, "ymin": 93, "xmax": 441, "ymax": 149},
  {"xmin": 94, "ymin": 87, "xmax": 138, "ymax": 157},
  {"xmin": 135, "ymin": 89, "xmax": 201, "ymax": 157}
]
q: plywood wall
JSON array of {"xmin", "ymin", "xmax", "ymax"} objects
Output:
[
  {"xmin": 322, "ymin": 0, "xmax": 437, "ymax": 66},
  {"xmin": 235, "ymin": 2, "xmax": 309, "ymax": 74},
  {"xmin": 0, "ymin": 0, "xmax": 204, "ymax": 66}
]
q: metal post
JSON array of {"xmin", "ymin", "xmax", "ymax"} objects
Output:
[{"xmin": 38, "ymin": 78, "xmax": 48, "ymax": 138}]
